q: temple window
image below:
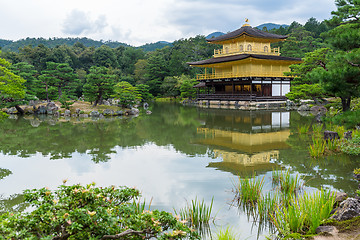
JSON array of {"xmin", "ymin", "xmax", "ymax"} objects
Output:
[
  {"xmin": 239, "ymin": 45, "xmax": 244, "ymax": 52},
  {"xmin": 247, "ymin": 44, "xmax": 252, "ymax": 51},
  {"xmin": 264, "ymin": 46, "xmax": 269, "ymax": 52}
]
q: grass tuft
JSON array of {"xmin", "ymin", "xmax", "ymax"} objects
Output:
[
  {"xmin": 233, "ymin": 175, "xmax": 264, "ymax": 206},
  {"xmin": 215, "ymin": 226, "xmax": 238, "ymax": 240},
  {"xmin": 175, "ymin": 197, "xmax": 214, "ymax": 230},
  {"xmin": 272, "ymin": 169, "xmax": 304, "ymax": 196},
  {"xmin": 271, "ymin": 188, "xmax": 336, "ymax": 237},
  {"xmin": 309, "ymin": 136, "xmax": 326, "ymax": 158},
  {"xmin": 298, "ymin": 124, "xmax": 310, "ymax": 134}
]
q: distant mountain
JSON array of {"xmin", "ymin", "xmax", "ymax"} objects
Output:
[
  {"xmin": 137, "ymin": 41, "xmax": 172, "ymax": 52},
  {"xmin": 0, "ymin": 39, "xmax": 13, "ymax": 48},
  {"xmin": 206, "ymin": 32, "xmax": 225, "ymax": 39},
  {"xmin": 205, "ymin": 23, "xmax": 288, "ymax": 40},
  {"xmin": 0, "ymin": 37, "xmax": 131, "ymax": 52},
  {"xmin": 256, "ymin": 23, "xmax": 289, "ymax": 30}
]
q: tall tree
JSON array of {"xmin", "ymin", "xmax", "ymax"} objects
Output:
[
  {"xmin": 113, "ymin": 81, "xmax": 141, "ymax": 107},
  {"xmin": 40, "ymin": 62, "xmax": 78, "ymax": 99},
  {"xmin": 9, "ymin": 62, "xmax": 40, "ymax": 97},
  {"xmin": 287, "ymin": 0, "xmax": 360, "ymax": 111},
  {"xmin": 93, "ymin": 45, "xmax": 119, "ymax": 68},
  {"xmin": 145, "ymin": 50, "xmax": 170, "ymax": 96},
  {"xmin": 0, "ymin": 55, "xmax": 26, "ymax": 114},
  {"xmin": 83, "ymin": 66, "xmax": 116, "ymax": 106},
  {"xmin": 318, "ymin": 0, "xmax": 360, "ymax": 111}
]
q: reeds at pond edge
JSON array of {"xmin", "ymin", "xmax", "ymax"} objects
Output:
[
  {"xmin": 175, "ymin": 197, "xmax": 214, "ymax": 232},
  {"xmin": 232, "ymin": 170, "xmax": 334, "ymax": 238}
]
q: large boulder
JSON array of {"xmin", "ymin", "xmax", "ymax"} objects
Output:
[
  {"xmin": 125, "ymin": 108, "xmax": 139, "ymax": 115},
  {"xmin": 310, "ymin": 105, "xmax": 327, "ymax": 115},
  {"xmin": 6, "ymin": 107, "xmax": 18, "ymax": 114},
  {"xmin": 114, "ymin": 110, "xmax": 123, "ymax": 116},
  {"xmin": 334, "ymin": 192, "xmax": 348, "ymax": 203},
  {"xmin": 38, "ymin": 105, "xmax": 47, "ymax": 114},
  {"xmin": 103, "ymin": 109, "xmax": 114, "ymax": 116},
  {"xmin": 46, "ymin": 102, "xmax": 58, "ymax": 115},
  {"xmin": 297, "ymin": 104, "xmax": 310, "ymax": 112},
  {"xmin": 324, "ymin": 131, "xmax": 340, "ymax": 141},
  {"xmin": 23, "ymin": 106, "xmax": 34, "ymax": 115},
  {"xmin": 90, "ymin": 111, "xmax": 100, "ymax": 117},
  {"xmin": 315, "ymin": 225, "xmax": 337, "ymax": 235},
  {"xmin": 331, "ymin": 198, "xmax": 360, "ymax": 221},
  {"xmin": 64, "ymin": 110, "xmax": 71, "ymax": 117},
  {"xmin": 79, "ymin": 113, "xmax": 89, "ymax": 118},
  {"xmin": 103, "ymin": 100, "xmax": 111, "ymax": 106}
]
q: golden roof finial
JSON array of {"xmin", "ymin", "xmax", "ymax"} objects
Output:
[{"xmin": 242, "ymin": 18, "xmax": 250, "ymax": 27}]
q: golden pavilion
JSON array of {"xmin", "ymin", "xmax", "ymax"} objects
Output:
[{"xmin": 188, "ymin": 21, "xmax": 302, "ymax": 101}]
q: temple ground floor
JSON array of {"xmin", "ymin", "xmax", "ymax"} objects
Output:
[{"xmin": 195, "ymin": 77, "xmax": 291, "ymax": 102}]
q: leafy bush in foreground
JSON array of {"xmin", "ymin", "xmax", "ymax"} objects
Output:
[{"xmin": 0, "ymin": 183, "xmax": 199, "ymax": 240}]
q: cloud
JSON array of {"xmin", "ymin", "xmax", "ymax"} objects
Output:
[
  {"xmin": 62, "ymin": 9, "xmax": 108, "ymax": 35},
  {"xmin": 165, "ymin": 0, "xmax": 336, "ymax": 37}
]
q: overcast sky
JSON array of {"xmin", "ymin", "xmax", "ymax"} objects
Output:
[{"xmin": 1, "ymin": 0, "xmax": 337, "ymax": 46}]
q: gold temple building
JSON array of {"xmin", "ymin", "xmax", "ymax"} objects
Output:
[{"xmin": 188, "ymin": 21, "xmax": 302, "ymax": 101}]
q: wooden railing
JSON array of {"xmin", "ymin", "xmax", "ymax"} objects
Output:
[
  {"xmin": 196, "ymin": 72, "xmax": 284, "ymax": 80},
  {"xmin": 197, "ymin": 94, "xmax": 257, "ymax": 101},
  {"xmin": 214, "ymin": 47, "xmax": 280, "ymax": 57},
  {"xmin": 197, "ymin": 94, "xmax": 287, "ymax": 102}
]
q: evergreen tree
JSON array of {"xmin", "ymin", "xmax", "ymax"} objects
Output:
[
  {"xmin": 287, "ymin": 0, "xmax": 360, "ymax": 111},
  {"xmin": 40, "ymin": 62, "xmax": 79, "ymax": 100},
  {"xmin": 83, "ymin": 66, "xmax": 116, "ymax": 106},
  {"xmin": 9, "ymin": 62, "xmax": 40, "ymax": 97}
]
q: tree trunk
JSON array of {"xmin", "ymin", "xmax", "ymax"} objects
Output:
[
  {"xmin": 340, "ymin": 96, "xmax": 351, "ymax": 112},
  {"xmin": 58, "ymin": 86, "xmax": 62, "ymax": 99},
  {"xmin": 14, "ymin": 105, "xmax": 25, "ymax": 115},
  {"xmin": 45, "ymin": 83, "xmax": 49, "ymax": 102}
]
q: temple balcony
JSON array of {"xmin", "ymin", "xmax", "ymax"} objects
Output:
[
  {"xmin": 213, "ymin": 47, "xmax": 280, "ymax": 58},
  {"xmin": 196, "ymin": 71, "xmax": 284, "ymax": 80}
]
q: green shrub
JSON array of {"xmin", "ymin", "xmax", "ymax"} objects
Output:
[
  {"xmin": 325, "ymin": 110, "xmax": 360, "ymax": 129},
  {"xmin": 0, "ymin": 111, "xmax": 8, "ymax": 120},
  {"xmin": 340, "ymin": 136, "xmax": 360, "ymax": 155},
  {"xmin": 0, "ymin": 183, "xmax": 199, "ymax": 239}
]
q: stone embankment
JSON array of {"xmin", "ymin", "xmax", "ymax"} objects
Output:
[
  {"xmin": 189, "ymin": 99, "xmax": 328, "ymax": 114},
  {"xmin": 4, "ymin": 100, "xmax": 142, "ymax": 119}
]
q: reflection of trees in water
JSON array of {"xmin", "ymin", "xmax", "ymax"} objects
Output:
[
  {"xmin": 0, "ymin": 194, "xmax": 28, "ymax": 213},
  {"xmin": 0, "ymin": 103, "xmax": 208, "ymax": 162},
  {"xmin": 0, "ymin": 168, "xmax": 12, "ymax": 180}
]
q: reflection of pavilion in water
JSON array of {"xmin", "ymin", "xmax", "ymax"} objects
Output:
[{"xmin": 196, "ymin": 109, "xmax": 291, "ymax": 174}]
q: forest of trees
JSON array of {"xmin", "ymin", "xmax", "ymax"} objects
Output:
[{"xmin": 0, "ymin": 0, "xmax": 359, "ymax": 112}]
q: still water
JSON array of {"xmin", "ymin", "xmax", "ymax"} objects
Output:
[{"xmin": 0, "ymin": 103, "xmax": 359, "ymax": 239}]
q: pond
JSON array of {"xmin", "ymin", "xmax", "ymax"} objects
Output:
[{"xmin": 0, "ymin": 102, "xmax": 359, "ymax": 239}]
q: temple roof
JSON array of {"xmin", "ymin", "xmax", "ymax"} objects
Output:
[
  {"xmin": 207, "ymin": 25, "xmax": 288, "ymax": 43},
  {"xmin": 187, "ymin": 54, "xmax": 302, "ymax": 66}
]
